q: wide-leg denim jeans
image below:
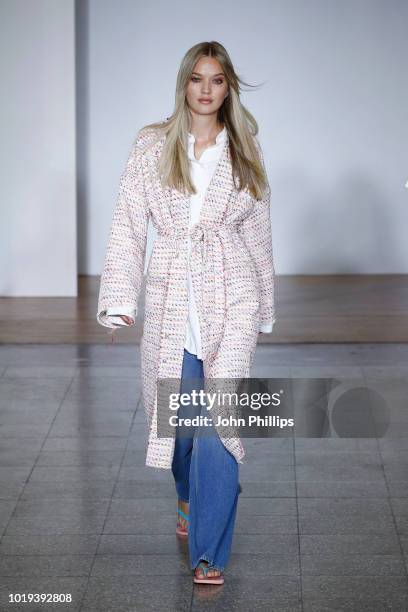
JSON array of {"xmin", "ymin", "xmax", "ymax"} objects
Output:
[{"xmin": 171, "ymin": 348, "xmax": 242, "ymax": 572}]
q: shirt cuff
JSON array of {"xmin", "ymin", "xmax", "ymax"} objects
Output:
[
  {"xmin": 105, "ymin": 306, "xmax": 136, "ymax": 326},
  {"xmin": 259, "ymin": 321, "xmax": 275, "ymax": 333}
]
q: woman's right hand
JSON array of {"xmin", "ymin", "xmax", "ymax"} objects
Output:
[{"xmin": 119, "ymin": 315, "xmax": 134, "ymax": 325}]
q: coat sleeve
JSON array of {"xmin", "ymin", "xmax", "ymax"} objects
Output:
[
  {"xmin": 96, "ymin": 134, "xmax": 150, "ymax": 329},
  {"xmin": 238, "ymin": 139, "xmax": 276, "ymax": 332}
]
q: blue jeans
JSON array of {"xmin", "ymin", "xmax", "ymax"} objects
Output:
[{"xmin": 171, "ymin": 348, "xmax": 242, "ymax": 572}]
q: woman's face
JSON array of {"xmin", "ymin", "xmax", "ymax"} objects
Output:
[{"xmin": 186, "ymin": 56, "xmax": 229, "ymax": 118}]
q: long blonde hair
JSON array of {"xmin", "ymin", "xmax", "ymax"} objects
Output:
[{"xmin": 143, "ymin": 41, "xmax": 269, "ymax": 200}]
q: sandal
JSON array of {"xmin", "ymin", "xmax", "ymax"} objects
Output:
[
  {"xmin": 193, "ymin": 560, "xmax": 225, "ymax": 585},
  {"xmin": 176, "ymin": 507, "xmax": 189, "ymax": 537}
]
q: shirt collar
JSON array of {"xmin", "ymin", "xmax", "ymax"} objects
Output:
[{"xmin": 187, "ymin": 126, "xmax": 227, "ymax": 162}]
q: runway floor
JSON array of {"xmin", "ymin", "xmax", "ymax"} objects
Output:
[{"xmin": 0, "ymin": 343, "xmax": 407, "ymax": 611}]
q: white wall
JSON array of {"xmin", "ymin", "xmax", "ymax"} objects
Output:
[
  {"xmin": 82, "ymin": 0, "xmax": 407, "ymax": 275},
  {"xmin": 0, "ymin": 0, "xmax": 77, "ymax": 296}
]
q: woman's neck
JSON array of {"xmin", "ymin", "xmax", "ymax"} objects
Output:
[{"xmin": 188, "ymin": 119, "xmax": 224, "ymax": 144}]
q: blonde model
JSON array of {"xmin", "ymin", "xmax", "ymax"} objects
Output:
[{"xmin": 97, "ymin": 40, "xmax": 276, "ymax": 585}]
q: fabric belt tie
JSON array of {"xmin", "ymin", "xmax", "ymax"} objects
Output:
[{"xmin": 158, "ymin": 222, "xmax": 238, "ymax": 360}]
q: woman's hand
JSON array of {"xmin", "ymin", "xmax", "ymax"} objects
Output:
[{"xmin": 119, "ymin": 315, "xmax": 134, "ymax": 325}]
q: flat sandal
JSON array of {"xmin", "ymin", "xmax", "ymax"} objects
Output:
[
  {"xmin": 176, "ymin": 507, "xmax": 189, "ymax": 537},
  {"xmin": 193, "ymin": 561, "xmax": 225, "ymax": 585}
]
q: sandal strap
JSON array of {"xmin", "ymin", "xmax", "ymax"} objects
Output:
[
  {"xmin": 177, "ymin": 508, "xmax": 189, "ymax": 521},
  {"xmin": 196, "ymin": 561, "xmax": 222, "ymax": 577},
  {"xmin": 196, "ymin": 561, "xmax": 210, "ymax": 576}
]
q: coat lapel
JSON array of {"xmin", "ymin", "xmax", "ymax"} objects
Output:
[{"xmin": 197, "ymin": 129, "xmax": 232, "ymax": 225}]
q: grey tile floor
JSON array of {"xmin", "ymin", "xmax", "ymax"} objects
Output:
[{"xmin": 0, "ymin": 343, "xmax": 407, "ymax": 611}]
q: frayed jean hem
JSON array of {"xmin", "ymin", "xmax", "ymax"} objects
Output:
[{"xmin": 191, "ymin": 554, "xmax": 224, "ymax": 572}]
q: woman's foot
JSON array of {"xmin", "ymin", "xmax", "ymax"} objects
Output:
[
  {"xmin": 193, "ymin": 560, "xmax": 224, "ymax": 584},
  {"xmin": 176, "ymin": 499, "xmax": 189, "ymax": 537},
  {"xmin": 178, "ymin": 499, "xmax": 189, "ymax": 527}
]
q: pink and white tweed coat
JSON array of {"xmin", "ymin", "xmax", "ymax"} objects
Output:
[{"xmin": 97, "ymin": 124, "xmax": 276, "ymax": 469}]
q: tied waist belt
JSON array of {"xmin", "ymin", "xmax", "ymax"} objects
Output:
[
  {"xmin": 157, "ymin": 222, "xmax": 240, "ymax": 360},
  {"xmin": 157, "ymin": 222, "xmax": 239, "ymax": 242}
]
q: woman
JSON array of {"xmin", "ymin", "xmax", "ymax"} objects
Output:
[{"xmin": 97, "ymin": 41, "xmax": 276, "ymax": 585}]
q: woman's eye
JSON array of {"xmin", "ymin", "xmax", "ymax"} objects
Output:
[{"xmin": 190, "ymin": 77, "xmax": 224, "ymax": 84}]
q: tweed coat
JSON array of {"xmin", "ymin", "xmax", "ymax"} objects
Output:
[{"xmin": 96, "ymin": 124, "xmax": 276, "ymax": 469}]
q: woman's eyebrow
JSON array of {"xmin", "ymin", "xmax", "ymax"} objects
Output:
[{"xmin": 191, "ymin": 72, "xmax": 225, "ymax": 77}]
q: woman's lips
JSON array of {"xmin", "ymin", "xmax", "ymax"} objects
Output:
[{"xmin": 198, "ymin": 99, "xmax": 212, "ymax": 104}]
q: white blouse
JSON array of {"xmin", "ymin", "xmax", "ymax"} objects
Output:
[
  {"xmin": 183, "ymin": 126, "xmax": 227, "ymax": 359},
  {"xmin": 105, "ymin": 126, "xmax": 273, "ymax": 352}
]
